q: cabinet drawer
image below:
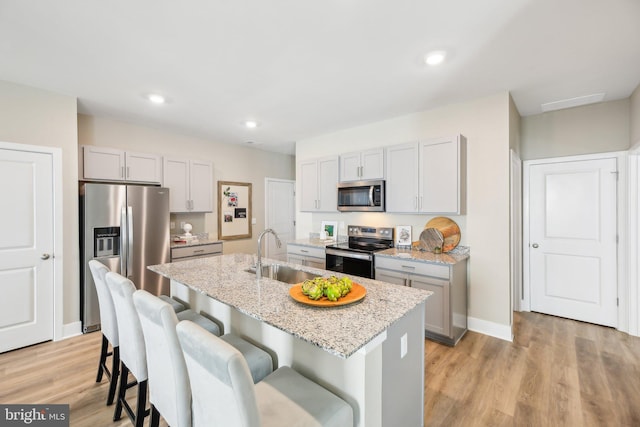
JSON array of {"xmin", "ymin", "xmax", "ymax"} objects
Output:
[
  {"xmin": 172, "ymin": 243, "xmax": 223, "ymax": 260},
  {"xmin": 375, "ymin": 256, "xmax": 450, "ymax": 279},
  {"xmin": 286, "ymin": 244, "xmax": 325, "ymax": 259}
]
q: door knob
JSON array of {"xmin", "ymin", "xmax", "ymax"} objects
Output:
[
  {"xmin": 531, "ymin": 243, "xmax": 539, "ymax": 248},
  {"xmin": 41, "ymin": 253, "xmax": 51, "ymax": 260}
]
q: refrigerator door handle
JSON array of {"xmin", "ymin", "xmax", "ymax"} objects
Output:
[
  {"xmin": 127, "ymin": 206, "xmax": 134, "ymax": 278},
  {"xmin": 120, "ymin": 206, "xmax": 127, "ymax": 276}
]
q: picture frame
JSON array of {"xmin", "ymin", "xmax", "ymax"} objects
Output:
[
  {"xmin": 395, "ymin": 225, "xmax": 412, "ymax": 247},
  {"xmin": 217, "ymin": 181, "xmax": 252, "ymax": 240},
  {"xmin": 321, "ymin": 220, "xmax": 338, "ymax": 240}
]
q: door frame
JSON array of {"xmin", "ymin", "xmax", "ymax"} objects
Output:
[
  {"xmin": 264, "ymin": 178, "xmax": 296, "ymax": 259},
  {"xmin": 0, "ymin": 141, "xmax": 64, "ymax": 342},
  {"xmin": 628, "ymin": 143, "xmax": 640, "ymax": 336},
  {"xmin": 522, "ymin": 151, "xmax": 629, "ymax": 333}
]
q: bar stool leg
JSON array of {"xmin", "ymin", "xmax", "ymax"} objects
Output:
[
  {"xmin": 113, "ymin": 362, "xmax": 129, "ymax": 421},
  {"xmin": 150, "ymin": 405, "xmax": 160, "ymax": 427},
  {"xmin": 135, "ymin": 380, "xmax": 148, "ymax": 427},
  {"xmin": 96, "ymin": 334, "xmax": 109, "ymax": 382},
  {"xmin": 106, "ymin": 346, "xmax": 120, "ymax": 405}
]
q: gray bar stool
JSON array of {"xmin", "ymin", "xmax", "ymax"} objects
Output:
[
  {"xmin": 176, "ymin": 319, "xmax": 354, "ymax": 427},
  {"xmin": 133, "ymin": 290, "xmax": 274, "ymax": 427},
  {"xmin": 88, "ymin": 260, "xmax": 120, "ymax": 406}
]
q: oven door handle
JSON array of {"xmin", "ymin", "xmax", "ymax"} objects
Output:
[{"xmin": 326, "ymin": 248, "xmax": 373, "ymax": 261}]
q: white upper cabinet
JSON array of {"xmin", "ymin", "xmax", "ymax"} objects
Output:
[
  {"xmin": 339, "ymin": 148, "xmax": 384, "ymax": 182},
  {"xmin": 299, "ymin": 156, "xmax": 338, "ymax": 212},
  {"xmin": 163, "ymin": 158, "xmax": 213, "ymax": 213},
  {"xmin": 386, "ymin": 135, "xmax": 466, "ymax": 214},
  {"xmin": 81, "ymin": 146, "xmax": 162, "ymax": 183}
]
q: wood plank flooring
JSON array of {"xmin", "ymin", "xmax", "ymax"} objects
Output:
[{"xmin": 1, "ymin": 311, "xmax": 638, "ymax": 426}]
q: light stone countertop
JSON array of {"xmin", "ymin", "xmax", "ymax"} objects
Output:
[
  {"xmin": 376, "ymin": 245, "xmax": 470, "ymax": 265},
  {"xmin": 148, "ymin": 253, "xmax": 430, "ymax": 358},
  {"xmin": 287, "ymin": 237, "xmax": 339, "ymax": 249}
]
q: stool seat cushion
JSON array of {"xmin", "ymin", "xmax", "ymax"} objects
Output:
[
  {"xmin": 220, "ymin": 334, "xmax": 273, "ymax": 383},
  {"xmin": 256, "ymin": 366, "xmax": 353, "ymax": 427},
  {"xmin": 158, "ymin": 295, "xmax": 186, "ymax": 313},
  {"xmin": 176, "ymin": 310, "xmax": 221, "ymax": 336}
]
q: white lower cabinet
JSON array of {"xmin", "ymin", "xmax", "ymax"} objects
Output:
[
  {"xmin": 375, "ymin": 255, "xmax": 467, "ymax": 346},
  {"xmin": 286, "ymin": 244, "xmax": 325, "ymax": 269},
  {"xmin": 171, "ymin": 242, "xmax": 223, "ymax": 262}
]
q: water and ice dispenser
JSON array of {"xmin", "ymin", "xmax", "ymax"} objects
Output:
[{"xmin": 94, "ymin": 226, "xmax": 120, "ymax": 258}]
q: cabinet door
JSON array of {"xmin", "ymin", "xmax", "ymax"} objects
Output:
[
  {"xmin": 339, "ymin": 152, "xmax": 362, "ymax": 182},
  {"xmin": 82, "ymin": 146, "xmax": 125, "ymax": 181},
  {"xmin": 298, "ymin": 160, "xmax": 319, "ymax": 211},
  {"xmin": 411, "ymin": 276, "xmax": 450, "ymax": 337},
  {"xmin": 316, "ymin": 157, "xmax": 338, "ymax": 212},
  {"xmin": 419, "ymin": 136, "xmax": 465, "ymax": 214},
  {"xmin": 189, "ymin": 160, "xmax": 213, "ymax": 212},
  {"xmin": 125, "ymin": 151, "xmax": 162, "ymax": 183},
  {"xmin": 374, "ymin": 268, "xmax": 407, "ymax": 286},
  {"xmin": 305, "ymin": 257, "xmax": 325, "ymax": 270},
  {"xmin": 287, "ymin": 254, "xmax": 305, "ymax": 266},
  {"xmin": 385, "ymin": 143, "xmax": 419, "ymax": 212},
  {"xmin": 163, "ymin": 158, "xmax": 190, "ymax": 212},
  {"xmin": 360, "ymin": 148, "xmax": 384, "ymax": 180}
]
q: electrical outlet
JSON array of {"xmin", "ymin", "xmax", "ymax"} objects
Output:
[
  {"xmin": 400, "ymin": 333, "xmax": 408, "ymax": 358},
  {"xmin": 170, "ymin": 221, "xmax": 175, "ymax": 229},
  {"xmin": 180, "ymin": 221, "xmax": 185, "ymax": 229},
  {"xmin": 251, "ymin": 218, "xmax": 257, "ymax": 225}
]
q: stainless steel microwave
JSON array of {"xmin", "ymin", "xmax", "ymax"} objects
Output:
[{"xmin": 337, "ymin": 180, "xmax": 385, "ymax": 212}]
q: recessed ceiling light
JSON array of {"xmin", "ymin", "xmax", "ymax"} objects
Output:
[
  {"xmin": 424, "ymin": 50, "xmax": 446, "ymax": 66},
  {"xmin": 244, "ymin": 120, "xmax": 258, "ymax": 129},
  {"xmin": 147, "ymin": 93, "xmax": 166, "ymax": 104}
]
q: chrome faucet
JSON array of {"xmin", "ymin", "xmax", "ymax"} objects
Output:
[{"xmin": 255, "ymin": 228, "xmax": 282, "ymax": 279}]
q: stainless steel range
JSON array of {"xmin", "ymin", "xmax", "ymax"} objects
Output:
[{"xmin": 325, "ymin": 225, "xmax": 394, "ymax": 279}]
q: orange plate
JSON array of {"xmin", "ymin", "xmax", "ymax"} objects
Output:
[{"xmin": 289, "ymin": 283, "xmax": 366, "ymax": 307}]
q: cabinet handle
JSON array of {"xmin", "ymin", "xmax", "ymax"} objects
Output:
[
  {"xmin": 419, "ymin": 196, "xmax": 423, "ymax": 210},
  {"xmin": 401, "ymin": 265, "xmax": 416, "ymax": 270},
  {"xmin": 121, "ymin": 166, "xmax": 125, "ymax": 178},
  {"xmin": 126, "ymin": 166, "xmax": 130, "ymax": 178},
  {"xmin": 414, "ymin": 196, "xmax": 418, "ymax": 210},
  {"xmin": 193, "ymin": 249, "xmax": 205, "ymax": 253}
]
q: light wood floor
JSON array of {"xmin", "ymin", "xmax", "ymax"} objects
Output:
[{"xmin": 1, "ymin": 311, "xmax": 639, "ymax": 426}]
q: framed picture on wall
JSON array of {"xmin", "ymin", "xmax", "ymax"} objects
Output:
[{"xmin": 218, "ymin": 181, "xmax": 252, "ymax": 240}]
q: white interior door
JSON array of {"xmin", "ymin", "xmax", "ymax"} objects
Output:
[
  {"xmin": 265, "ymin": 179, "xmax": 295, "ymax": 261},
  {"xmin": 0, "ymin": 148, "xmax": 55, "ymax": 352},
  {"xmin": 529, "ymin": 157, "xmax": 617, "ymax": 327}
]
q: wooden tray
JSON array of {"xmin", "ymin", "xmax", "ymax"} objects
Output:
[
  {"xmin": 289, "ymin": 283, "xmax": 366, "ymax": 307},
  {"xmin": 425, "ymin": 217, "xmax": 461, "ymax": 252}
]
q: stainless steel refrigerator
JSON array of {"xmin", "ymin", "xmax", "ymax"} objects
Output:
[{"xmin": 80, "ymin": 182, "xmax": 170, "ymax": 333}]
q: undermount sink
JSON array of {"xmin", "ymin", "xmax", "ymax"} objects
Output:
[{"xmin": 246, "ymin": 264, "xmax": 320, "ymax": 284}]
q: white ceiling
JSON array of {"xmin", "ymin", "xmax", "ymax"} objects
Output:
[{"xmin": 1, "ymin": 0, "xmax": 639, "ymax": 155}]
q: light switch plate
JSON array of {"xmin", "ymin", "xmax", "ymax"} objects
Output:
[{"xmin": 251, "ymin": 218, "xmax": 257, "ymax": 225}]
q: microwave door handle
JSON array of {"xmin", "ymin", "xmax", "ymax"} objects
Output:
[{"xmin": 369, "ymin": 186, "xmax": 374, "ymax": 206}]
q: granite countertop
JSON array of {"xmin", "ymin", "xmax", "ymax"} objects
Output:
[
  {"xmin": 287, "ymin": 237, "xmax": 340, "ymax": 249},
  {"xmin": 376, "ymin": 245, "xmax": 470, "ymax": 265},
  {"xmin": 170, "ymin": 237, "xmax": 223, "ymax": 249},
  {"xmin": 148, "ymin": 253, "xmax": 430, "ymax": 358}
]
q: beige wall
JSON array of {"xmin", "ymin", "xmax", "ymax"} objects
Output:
[
  {"xmin": 0, "ymin": 80, "xmax": 79, "ymax": 325},
  {"xmin": 631, "ymin": 84, "xmax": 640, "ymax": 148},
  {"xmin": 78, "ymin": 115, "xmax": 295, "ymax": 254},
  {"xmin": 296, "ymin": 92, "xmax": 513, "ymax": 330},
  {"xmin": 520, "ymin": 99, "xmax": 630, "ymax": 160},
  {"xmin": 509, "ymin": 94, "xmax": 521, "ymax": 155}
]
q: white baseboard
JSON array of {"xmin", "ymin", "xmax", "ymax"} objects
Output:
[
  {"xmin": 468, "ymin": 316, "xmax": 513, "ymax": 342},
  {"xmin": 59, "ymin": 321, "xmax": 82, "ymax": 340}
]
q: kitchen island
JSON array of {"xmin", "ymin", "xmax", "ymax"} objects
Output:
[{"xmin": 149, "ymin": 253, "xmax": 430, "ymax": 427}]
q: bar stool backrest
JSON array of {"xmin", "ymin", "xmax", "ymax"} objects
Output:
[
  {"xmin": 105, "ymin": 271, "xmax": 148, "ymax": 381},
  {"xmin": 88, "ymin": 260, "xmax": 118, "ymax": 346},
  {"xmin": 133, "ymin": 289, "xmax": 191, "ymax": 427}
]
